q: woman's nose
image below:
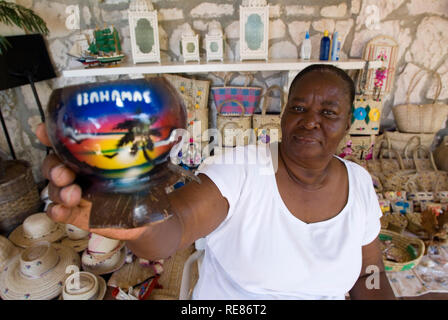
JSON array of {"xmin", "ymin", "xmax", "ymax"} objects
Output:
[{"xmin": 302, "ymin": 111, "xmax": 321, "ymax": 130}]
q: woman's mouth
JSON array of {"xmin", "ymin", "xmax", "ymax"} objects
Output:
[{"xmin": 293, "ymin": 136, "xmax": 320, "ymax": 144}]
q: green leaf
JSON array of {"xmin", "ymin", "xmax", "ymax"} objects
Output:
[
  {"xmin": 365, "ymin": 105, "xmax": 371, "ymax": 124},
  {"xmin": 0, "ymin": 35, "xmax": 11, "ymax": 55},
  {"xmin": 0, "ymin": 1, "xmax": 49, "ymax": 54}
]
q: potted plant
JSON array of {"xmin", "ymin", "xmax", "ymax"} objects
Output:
[{"xmin": 0, "ymin": 0, "xmax": 48, "ymax": 54}]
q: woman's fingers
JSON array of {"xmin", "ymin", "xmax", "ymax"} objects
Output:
[
  {"xmin": 47, "ymin": 202, "xmax": 147, "ymax": 240},
  {"xmin": 48, "ymin": 183, "xmax": 82, "ymax": 208},
  {"xmin": 36, "ymin": 123, "xmax": 51, "ymax": 147},
  {"xmin": 47, "ymin": 199, "xmax": 92, "ymax": 230},
  {"xmin": 42, "ymin": 154, "xmax": 76, "ymax": 187}
]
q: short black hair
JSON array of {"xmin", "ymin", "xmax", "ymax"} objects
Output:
[{"xmin": 288, "ymin": 64, "xmax": 355, "ymax": 109}]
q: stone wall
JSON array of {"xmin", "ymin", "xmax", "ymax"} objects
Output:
[{"xmin": 1, "ymin": 0, "xmax": 447, "ymax": 183}]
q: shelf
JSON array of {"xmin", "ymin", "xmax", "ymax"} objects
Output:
[{"xmin": 62, "ymin": 58, "xmax": 383, "ymax": 78}]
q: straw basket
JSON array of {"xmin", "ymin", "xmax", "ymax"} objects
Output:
[
  {"xmin": 392, "ymin": 71, "xmax": 448, "ymax": 133},
  {"xmin": 0, "ymin": 160, "xmax": 41, "ymax": 236},
  {"xmin": 411, "ymin": 145, "xmax": 448, "ymax": 192},
  {"xmin": 252, "ymin": 85, "xmax": 285, "ymax": 143},
  {"xmin": 375, "ymin": 132, "xmax": 436, "ymax": 159},
  {"xmin": 211, "ymin": 72, "xmax": 262, "ymax": 115},
  {"xmin": 149, "ymin": 244, "xmax": 197, "ymax": 300},
  {"xmin": 216, "ymin": 100, "xmax": 253, "ymax": 147},
  {"xmin": 379, "ymin": 229, "xmax": 425, "ymax": 272}
]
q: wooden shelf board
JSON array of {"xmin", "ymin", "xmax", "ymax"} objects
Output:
[{"xmin": 62, "ymin": 58, "xmax": 383, "ymax": 78}]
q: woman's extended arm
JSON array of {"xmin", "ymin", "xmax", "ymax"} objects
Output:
[
  {"xmin": 37, "ymin": 123, "xmax": 229, "ymax": 261},
  {"xmin": 349, "ymin": 238, "xmax": 396, "ymax": 300}
]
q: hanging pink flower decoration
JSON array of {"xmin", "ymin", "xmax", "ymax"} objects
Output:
[{"xmin": 374, "ymin": 52, "xmax": 388, "ymax": 90}]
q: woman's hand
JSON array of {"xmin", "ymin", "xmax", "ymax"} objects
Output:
[{"xmin": 36, "ymin": 123, "xmax": 147, "ymax": 241}]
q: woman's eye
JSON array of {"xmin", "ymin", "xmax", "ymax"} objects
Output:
[
  {"xmin": 322, "ymin": 109, "xmax": 337, "ymax": 117},
  {"xmin": 292, "ymin": 106, "xmax": 305, "ymax": 112}
]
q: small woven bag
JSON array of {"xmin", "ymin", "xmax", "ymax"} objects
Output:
[
  {"xmin": 216, "ymin": 99, "xmax": 253, "ymax": 147},
  {"xmin": 252, "ymin": 85, "xmax": 285, "ymax": 143}
]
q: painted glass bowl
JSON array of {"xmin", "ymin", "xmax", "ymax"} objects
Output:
[{"xmin": 46, "ymin": 77, "xmax": 187, "ymax": 193}]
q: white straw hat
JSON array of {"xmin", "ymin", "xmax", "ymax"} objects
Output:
[
  {"xmin": 60, "ymin": 271, "xmax": 106, "ymax": 300},
  {"xmin": 8, "ymin": 213, "xmax": 65, "ymax": 248},
  {"xmin": 60, "ymin": 224, "xmax": 90, "ymax": 253},
  {"xmin": 0, "ymin": 241, "xmax": 80, "ymax": 300},
  {"xmin": 81, "ymin": 234, "xmax": 126, "ymax": 275},
  {"xmin": 0, "ymin": 235, "xmax": 22, "ymax": 271}
]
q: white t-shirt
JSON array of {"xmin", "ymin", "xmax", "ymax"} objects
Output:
[{"xmin": 192, "ymin": 144, "xmax": 382, "ymax": 300}]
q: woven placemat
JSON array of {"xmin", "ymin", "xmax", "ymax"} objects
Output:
[{"xmin": 149, "ymin": 244, "xmax": 198, "ymax": 300}]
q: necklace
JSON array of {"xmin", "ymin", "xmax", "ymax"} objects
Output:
[{"xmin": 279, "ymin": 149, "xmax": 329, "ymax": 191}]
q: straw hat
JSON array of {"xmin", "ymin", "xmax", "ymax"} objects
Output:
[
  {"xmin": 0, "ymin": 235, "xmax": 22, "ymax": 271},
  {"xmin": 60, "ymin": 271, "xmax": 106, "ymax": 300},
  {"xmin": 0, "ymin": 241, "xmax": 81, "ymax": 300},
  {"xmin": 81, "ymin": 233, "xmax": 126, "ymax": 275},
  {"xmin": 60, "ymin": 224, "xmax": 90, "ymax": 253},
  {"xmin": 9, "ymin": 213, "xmax": 65, "ymax": 248}
]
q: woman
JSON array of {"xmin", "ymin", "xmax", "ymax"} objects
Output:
[{"xmin": 37, "ymin": 65, "xmax": 395, "ymax": 299}]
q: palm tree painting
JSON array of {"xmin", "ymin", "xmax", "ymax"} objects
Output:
[{"xmin": 105, "ymin": 107, "xmax": 162, "ymax": 163}]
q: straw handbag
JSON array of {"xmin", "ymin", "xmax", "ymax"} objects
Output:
[
  {"xmin": 252, "ymin": 85, "xmax": 285, "ymax": 143},
  {"xmin": 392, "ymin": 71, "xmax": 448, "ymax": 133},
  {"xmin": 400, "ymin": 136, "xmax": 427, "ymax": 170},
  {"xmin": 216, "ymin": 100, "xmax": 253, "ymax": 147},
  {"xmin": 365, "ymin": 141, "xmax": 401, "ymax": 185},
  {"xmin": 211, "ymin": 72, "xmax": 262, "ymax": 115},
  {"xmin": 410, "ymin": 145, "xmax": 448, "ymax": 192},
  {"xmin": 380, "ymin": 149, "xmax": 419, "ymax": 192},
  {"xmin": 163, "ymin": 74, "xmax": 210, "ymax": 142},
  {"xmin": 0, "ymin": 160, "xmax": 41, "ymax": 236},
  {"xmin": 376, "ymin": 131, "xmax": 435, "ymax": 159},
  {"xmin": 379, "ymin": 229, "xmax": 425, "ymax": 272}
]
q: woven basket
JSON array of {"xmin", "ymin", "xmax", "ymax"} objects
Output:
[
  {"xmin": 379, "ymin": 229, "xmax": 425, "ymax": 272},
  {"xmin": 412, "ymin": 145, "xmax": 448, "ymax": 192},
  {"xmin": 400, "ymin": 135, "xmax": 433, "ymax": 170},
  {"xmin": 149, "ymin": 244, "xmax": 197, "ymax": 300},
  {"xmin": 0, "ymin": 160, "xmax": 41, "ymax": 236},
  {"xmin": 252, "ymin": 85, "xmax": 285, "ymax": 143},
  {"xmin": 375, "ymin": 131, "xmax": 436, "ymax": 159},
  {"xmin": 211, "ymin": 72, "xmax": 262, "ymax": 115},
  {"xmin": 379, "ymin": 148, "xmax": 417, "ymax": 192},
  {"xmin": 392, "ymin": 71, "xmax": 448, "ymax": 133},
  {"xmin": 216, "ymin": 99, "xmax": 253, "ymax": 147}
]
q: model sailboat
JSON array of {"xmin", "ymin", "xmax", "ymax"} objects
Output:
[{"xmin": 68, "ymin": 26, "xmax": 125, "ymax": 67}]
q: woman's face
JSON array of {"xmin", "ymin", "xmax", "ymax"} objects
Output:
[{"xmin": 281, "ymin": 71, "xmax": 352, "ymax": 164}]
